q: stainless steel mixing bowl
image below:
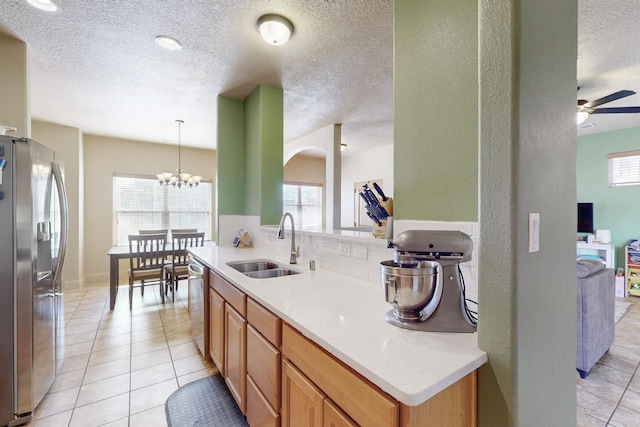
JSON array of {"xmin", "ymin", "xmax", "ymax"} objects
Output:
[{"xmin": 380, "ymin": 260, "xmax": 439, "ymax": 321}]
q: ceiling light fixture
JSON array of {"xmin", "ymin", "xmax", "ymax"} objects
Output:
[
  {"xmin": 340, "ymin": 143, "xmax": 347, "ymax": 152},
  {"xmin": 257, "ymin": 14, "xmax": 294, "ymax": 45},
  {"xmin": 157, "ymin": 120, "xmax": 202, "ymax": 188},
  {"xmin": 27, "ymin": 0, "xmax": 58, "ymax": 12},
  {"xmin": 576, "ymin": 110, "xmax": 590, "ymax": 126},
  {"xmin": 155, "ymin": 35, "xmax": 183, "ymax": 52}
]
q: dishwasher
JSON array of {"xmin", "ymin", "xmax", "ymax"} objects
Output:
[{"xmin": 187, "ymin": 257, "xmax": 206, "ymax": 357}]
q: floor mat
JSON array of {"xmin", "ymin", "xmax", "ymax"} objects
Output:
[{"xmin": 165, "ymin": 374, "xmax": 248, "ymax": 427}]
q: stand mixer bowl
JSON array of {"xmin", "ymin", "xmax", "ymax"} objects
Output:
[{"xmin": 380, "ymin": 260, "xmax": 439, "ymax": 321}]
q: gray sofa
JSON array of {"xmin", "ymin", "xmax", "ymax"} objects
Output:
[{"xmin": 576, "ymin": 259, "xmax": 615, "ymax": 378}]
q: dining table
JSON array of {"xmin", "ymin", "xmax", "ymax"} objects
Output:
[
  {"xmin": 107, "ymin": 241, "xmax": 212, "ymax": 310},
  {"xmin": 106, "ymin": 244, "xmax": 175, "ymax": 310}
]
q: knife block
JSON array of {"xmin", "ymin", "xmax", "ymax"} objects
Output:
[{"xmin": 372, "ymin": 219, "xmax": 388, "ymax": 239}]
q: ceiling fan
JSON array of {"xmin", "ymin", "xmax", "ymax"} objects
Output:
[{"xmin": 577, "ymin": 89, "xmax": 640, "ymax": 125}]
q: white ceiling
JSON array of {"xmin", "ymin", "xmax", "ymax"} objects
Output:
[
  {"xmin": 577, "ymin": 0, "xmax": 640, "ymax": 136},
  {"xmin": 0, "ymin": 0, "xmax": 393, "ymax": 154},
  {"xmin": 0, "ymin": 0, "xmax": 636, "ymax": 153}
]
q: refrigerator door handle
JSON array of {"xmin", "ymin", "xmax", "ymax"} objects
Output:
[{"xmin": 51, "ymin": 162, "xmax": 68, "ymax": 291}]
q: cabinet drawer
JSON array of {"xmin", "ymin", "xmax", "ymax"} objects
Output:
[
  {"xmin": 282, "ymin": 324, "xmax": 398, "ymax": 427},
  {"xmin": 247, "ymin": 374, "xmax": 280, "ymax": 427},
  {"xmin": 211, "ymin": 271, "xmax": 246, "ymax": 316},
  {"xmin": 325, "ymin": 398, "xmax": 358, "ymax": 427},
  {"xmin": 248, "ymin": 298, "xmax": 282, "ymax": 347},
  {"xmin": 247, "ymin": 324, "xmax": 281, "ymax": 410}
]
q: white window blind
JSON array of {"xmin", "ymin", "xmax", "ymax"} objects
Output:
[
  {"xmin": 283, "ymin": 182, "xmax": 323, "ymax": 228},
  {"xmin": 113, "ymin": 174, "xmax": 212, "ymax": 245},
  {"xmin": 608, "ymin": 151, "xmax": 640, "ymax": 187}
]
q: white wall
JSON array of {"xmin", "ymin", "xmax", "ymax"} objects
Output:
[
  {"xmin": 284, "ymin": 154, "xmax": 326, "ymax": 228},
  {"xmin": 341, "ymin": 144, "xmax": 393, "ymax": 228},
  {"xmin": 285, "ymin": 124, "xmax": 341, "ymax": 229},
  {"xmin": 83, "ymin": 134, "xmax": 216, "ymax": 283}
]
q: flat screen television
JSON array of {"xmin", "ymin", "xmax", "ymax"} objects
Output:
[{"xmin": 577, "ymin": 202, "xmax": 594, "ymax": 233}]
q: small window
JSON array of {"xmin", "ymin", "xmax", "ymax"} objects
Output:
[
  {"xmin": 608, "ymin": 151, "xmax": 640, "ymax": 187},
  {"xmin": 283, "ymin": 182, "xmax": 323, "ymax": 228},
  {"xmin": 113, "ymin": 174, "xmax": 212, "ymax": 245}
]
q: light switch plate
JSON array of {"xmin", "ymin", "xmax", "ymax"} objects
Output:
[{"xmin": 528, "ymin": 213, "xmax": 540, "ymax": 253}]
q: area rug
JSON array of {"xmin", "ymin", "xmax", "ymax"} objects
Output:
[
  {"xmin": 614, "ymin": 300, "xmax": 632, "ymax": 324},
  {"xmin": 165, "ymin": 374, "xmax": 248, "ymax": 427}
]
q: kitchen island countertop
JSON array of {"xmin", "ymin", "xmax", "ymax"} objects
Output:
[{"xmin": 189, "ymin": 244, "xmax": 487, "ymax": 407}]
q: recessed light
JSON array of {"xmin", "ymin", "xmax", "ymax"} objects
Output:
[
  {"xmin": 26, "ymin": 0, "xmax": 58, "ymax": 12},
  {"xmin": 155, "ymin": 35, "xmax": 183, "ymax": 52}
]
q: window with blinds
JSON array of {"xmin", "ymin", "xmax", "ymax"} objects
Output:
[
  {"xmin": 283, "ymin": 182, "xmax": 323, "ymax": 228},
  {"xmin": 608, "ymin": 151, "xmax": 640, "ymax": 187},
  {"xmin": 113, "ymin": 174, "xmax": 212, "ymax": 245}
]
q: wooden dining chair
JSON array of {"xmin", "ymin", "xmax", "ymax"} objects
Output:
[
  {"xmin": 127, "ymin": 233, "xmax": 167, "ymax": 309},
  {"xmin": 170, "ymin": 228, "xmax": 197, "ymax": 237},
  {"xmin": 165, "ymin": 231, "xmax": 205, "ymax": 301},
  {"xmin": 139, "ymin": 229, "xmax": 168, "ymax": 237}
]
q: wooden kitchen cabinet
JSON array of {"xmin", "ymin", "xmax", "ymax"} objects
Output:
[
  {"xmin": 324, "ymin": 399, "xmax": 357, "ymax": 427},
  {"xmin": 209, "ymin": 289, "xmax": 225, "ymax": 375},
  {"xmin": 225, "ymin": 302, "xmax": 247, "ymax": 414},
  {"xmin": 205, "ymin": 270, "xmax": 477, "ymax": 427},
  {"xmin": 247, "ymin": 374, "xmax": 279, "ymax": 427},
  {"xmin": 282, "ymin": 324, "xmax": 398, "ymax": 427},
  {"xmin": 246, "ymin": 298, "xmax": 282, "ymax": 427},
  {"xmin": 210, "ymin": 271, "xmax": 248, "ymax": 415},
  {"xmin": 282, "ymin": 359, "xmax": 325, "ymax": 427}
]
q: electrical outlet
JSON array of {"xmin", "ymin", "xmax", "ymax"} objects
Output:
[
  {"xmin": 353, "ymin": 244, "xmax": 368, "ymax": 260},
  {"xmin": 339, "ymin": 243, "xmax": 351, "ymax": 257}
]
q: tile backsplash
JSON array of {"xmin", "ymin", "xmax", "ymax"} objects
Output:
[{"xmin": 219, "ymin": 216, "xmax": 478, "ymax": 307}]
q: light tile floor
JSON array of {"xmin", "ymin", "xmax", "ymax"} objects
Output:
[
  {"xmin": 29, "ymin": 281, "xmax": 217, "ymax": 427},
  {"xmin": 27, "ymin": 282, "xmax": 640, "ymax": 426},
  {"xmin": 577, "ymin": 296, "xmax": 640, "ymax": 427}
]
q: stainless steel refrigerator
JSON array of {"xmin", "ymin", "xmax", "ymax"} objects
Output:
[{"xmin": 0, "ymin": 135, "xmax": 68, "ymax": 426}]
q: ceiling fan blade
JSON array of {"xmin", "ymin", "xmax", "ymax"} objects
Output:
[
  {"xmin": 585, "ymin": 90, "xmax": 636, "ymax": 108},
  {"xmin": 591, "ymin": 106, "xmax": 640, "ymax": 114}
]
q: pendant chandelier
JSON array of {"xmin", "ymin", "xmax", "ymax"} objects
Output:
[{"xmin": 156, "ymin": 120, "xmax": 202, "ymax": 188}]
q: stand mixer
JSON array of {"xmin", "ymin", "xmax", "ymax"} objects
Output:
[{"xmin": 381, "ymin": 230, "xmax": 477, "ymax": 332}]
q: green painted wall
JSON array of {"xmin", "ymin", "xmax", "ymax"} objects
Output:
[
  {"xmin": 395, "ymin": 0, "xmax": 577, "ymax": 425},
  {"xmin": 217, "ymin": 85, "xmax": 283, "ymax": 231},
  {"xmin": 258, "ymin": 85, "xmax": 284, "ymax": 225},
  {"xmin": 217, "ymin": 96, "xmax": 245, "ymax": 216},
  {"xmin": 243, "ymin": 84, "xmax": 284, "ymax": 225},
  {"xmin": 477, "ymin": 0, "xmax": 578, "ymax": 426},
  {"xmin": 394, "ymin": 0, "xmax": 478, "ymax": 222},
  {"xmin": 578, "ymin": 126, "xmax": 640, "ymax": 268}
]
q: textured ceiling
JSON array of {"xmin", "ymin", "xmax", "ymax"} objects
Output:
[
  {"xmin": 0, "ymin": 1, "xmax": 636, "ymax": 152},
  {"xmin": 0, "ymin": 0, "xmax": 393, "ymax": 154},
  {"xmin": 577, "ymin": 0, "xmax": 640, "ymax": 136}
]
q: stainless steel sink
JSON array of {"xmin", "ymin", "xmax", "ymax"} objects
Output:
[
  {"xmin": 244, "ymin": 268, "xmax": 301, "ymax": 279},
  {"xmin": 227, "ymin": 260, "xmax": 280, "ymax": 273},
  {"xmin": 226, "ymin": 259, "xmax": 302, "ymax": 279}
]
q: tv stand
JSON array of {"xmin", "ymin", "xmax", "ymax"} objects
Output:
[{"xmin": 576, "ymin": 242, "xmax": 614, "ymax": 269}]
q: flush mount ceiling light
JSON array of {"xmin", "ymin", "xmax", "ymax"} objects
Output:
[
  {"xmin": 26, "ymin": 0, "xmax": 58, "ymax": 12},
  {"xmin": 257, "ymin": 14, "xmax": 294, "ymax": 45},
  {"xmin": 155, "ymin": 35, "xmax": 183, "ymax": 52}
]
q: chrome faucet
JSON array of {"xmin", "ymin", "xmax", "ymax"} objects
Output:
[{"xmin": 278, "ymin": 212, "xmax": 300, "ymax": 264}]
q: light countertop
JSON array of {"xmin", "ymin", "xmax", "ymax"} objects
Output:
[{"xmin": 189, "ymin": 245, "xmax": 487, "ymax": 407}]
